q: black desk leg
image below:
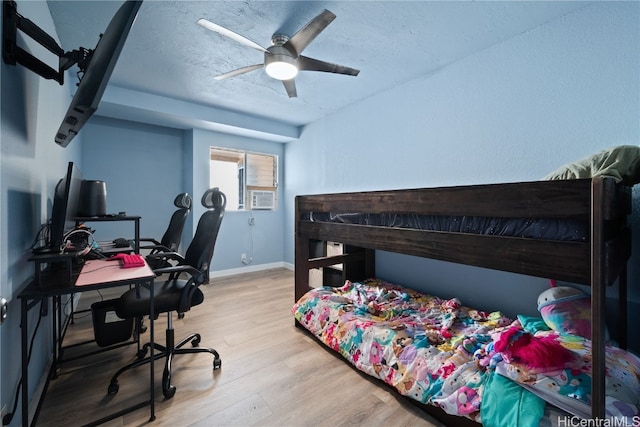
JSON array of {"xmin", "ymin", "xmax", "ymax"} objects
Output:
[
  {"xmin": 134, "ymin": 219, "xmax": 140, "ymax": 254},
  {"xmin": 53, "ymin": 296, "xmax": 61, "ymax": 379},
  {"xmin": 149, "ymin": 278, "xmax": 155, "ymax": 421}
]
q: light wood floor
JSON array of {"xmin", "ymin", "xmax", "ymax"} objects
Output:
[{"xmin": 37, "ymin": 268, "xmax": 443, "ymax": 427}]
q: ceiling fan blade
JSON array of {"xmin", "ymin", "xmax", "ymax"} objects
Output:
[
  {"xmin": 284, "ymin": 9, "xmax": 336, "ymax": 55},
  {"xmin": 298, "ymin": 56, "xmax": 360, "ymax": 76},
  {"xmin": 214, "ymin": 64, "xmax": 264, "ymax": 80},
  {"xmin": 282, "ymin": 79, "xmax": 297, "ymax": 98},
  {"xmin": 197, "ymin": 18, "xmax": 268, "ymax": 53}
]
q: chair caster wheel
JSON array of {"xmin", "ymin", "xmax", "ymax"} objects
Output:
[
  {"xmin": 163, "ymin": 386, "xmax": 176, "ymax": 399},
  {"xmin": 191, "ymin": 336, "xmax": 201, "ymax": 347},
  {"xmin": 213, "ymin": 358, "xmax": 222, "ymax": 370},
  {"xmin": 108, "ymin": 381, "xmax": 119, "ymax": 395},
  {"xmin": 162, "ymin": 379, "xmax": 176, "ymax": 399},
  {"xmin": 136, "ymin": 347, "xmax": 148, "ymax": 359},
  {"xmin": 136, "ymin": 317, "xmax": 147, "ymax": 334}
]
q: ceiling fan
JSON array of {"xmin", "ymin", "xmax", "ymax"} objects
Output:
[{"xmin": 196, "ymin": 9, "xmax": 360, "ymax": 98}]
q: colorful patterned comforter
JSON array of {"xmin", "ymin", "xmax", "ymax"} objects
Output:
[{"xmin": 292, "ymin": 279, "xmax": 640, "ymax": 425}]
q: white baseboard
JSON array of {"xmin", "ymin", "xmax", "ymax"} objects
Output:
[{"xmin": 209, "ymin": 261, "xmax": 293, "ymax": 279}]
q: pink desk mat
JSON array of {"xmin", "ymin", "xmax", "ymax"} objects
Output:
[{"xmin": 75, "ymin": 259, "xmax": 154, "ymax": 287}]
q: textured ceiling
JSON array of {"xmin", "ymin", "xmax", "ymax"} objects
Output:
[{"xmin": 46, "ymin": 1, "xmax": 591, "ymax": 141}]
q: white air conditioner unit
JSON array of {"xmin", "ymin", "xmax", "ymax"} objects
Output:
[{"xmin": 250, "ymin": 190, "xmax": 275, "ymax": 210}]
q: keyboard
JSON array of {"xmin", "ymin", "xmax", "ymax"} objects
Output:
[{"xmin": 109, "ymin": 253, "xmax": 145, "ymax": 268}]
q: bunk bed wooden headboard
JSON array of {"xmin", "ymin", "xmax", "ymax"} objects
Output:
[{"xmin": 294, "ymin": 176, "xmax": 632, "ymax": 420}]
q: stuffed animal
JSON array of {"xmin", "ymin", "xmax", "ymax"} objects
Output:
[
  {"xmin": 537, "ymin": 282, "xmax": 600, "ymax": 340},
  {"xmin": 493, "ymin": 326, "xmax": 574, "ymax": 371}
]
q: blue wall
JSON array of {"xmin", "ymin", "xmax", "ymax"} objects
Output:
[
  {"xmin": 1, "ymin": 1, "xmax": 81, "ymax": 424},
  {"xmin": 189, "ymin": 129, "xmax": 285, "ymax": 273},
  {"xmin": 284, "ymin": 2, "xmax": 640, "ymax": 340},
  {"xmin": 81, "ymin": 119, "xmax": 286, "ymax": 273},
  {"xmin": 81, "ymin": 116, "xmax": 187, "ymax": 245}
]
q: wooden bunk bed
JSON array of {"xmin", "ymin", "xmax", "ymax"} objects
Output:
[{"xmin": 294, "ymin": 176, "xmax": 634, "ymax": 424}]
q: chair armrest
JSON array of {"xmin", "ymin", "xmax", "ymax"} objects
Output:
[
  {"xmin": 154, "ymin": 264, "xmax": 207, "ymax": 312},
  {"xmin": 140, "ymin": 244, "xmax": 172, "ymax": 252},
  {"xmin": 146, "ymin": 251, "xmax": 184, "ymax": 263},
  {"xmin": 153, "ymin": 264, "xmax": 204, "ymax": 282},
  {"xmin": 139, "ymin": 238, "xmax": 161, "ymax": 245}
]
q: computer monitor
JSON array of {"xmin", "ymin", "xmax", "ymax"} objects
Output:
[
  {"xmin": 55, "ymin": 1, "xmax": 143, "ymax": 147},
  {"xmin": 36, "ymin": 162, "xmax": 82, "ymax": 254}
]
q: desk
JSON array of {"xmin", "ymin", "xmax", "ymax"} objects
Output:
[
  {"xmin": 76, "ymin": 215, "xmax": 141, "ymax": 253},
  {"xmin": 17, "ymin": 259, "xmax": 156, "ymax": 427}
]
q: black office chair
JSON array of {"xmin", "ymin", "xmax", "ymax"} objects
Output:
[
  {"xmin": 140, "ymin": 193, "xmax": 192, "ymax": 264},
  {"xmin": 107, "ymin": 188, "xmax": 226, "ymax": 399}
]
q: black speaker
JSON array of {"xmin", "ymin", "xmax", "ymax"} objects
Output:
[{"xmin": 78, "ymin": 180, "xmax": 107, "ymax": 217}]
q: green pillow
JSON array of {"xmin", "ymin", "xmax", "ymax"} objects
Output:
[{"xmin": 543, "ymin": 145, "xmax": 640, "ymax": 185}]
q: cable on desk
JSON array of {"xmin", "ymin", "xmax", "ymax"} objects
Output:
[
  {"xmin": 3, "ymin": 300, "xmax": 45, "ymax": 426},
  {"xmin": 80, "ymin": 263, "xmax": 121, "ymax": 274},
  {"xmin": 89, "ymin": 248, "xmax": 108, "ymax": 260}
]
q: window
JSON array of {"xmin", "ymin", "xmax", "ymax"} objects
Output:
[{"xmin": 209, "ymin": 147, "xmax": 278, "ymax": 211}]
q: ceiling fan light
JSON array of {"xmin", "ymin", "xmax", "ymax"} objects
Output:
[{"xmin": 265, "ymin": 54, "xmax": 298, "ymax": 80}]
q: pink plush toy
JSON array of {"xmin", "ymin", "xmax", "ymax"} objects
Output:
[{"xmin": 493, "ymin": 326, "xmax": 574, "ymax": 371}]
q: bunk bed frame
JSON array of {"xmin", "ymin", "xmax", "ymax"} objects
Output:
[{"xmin": 294, "ymin": 176, "xmax": 632, "ymax": 423}]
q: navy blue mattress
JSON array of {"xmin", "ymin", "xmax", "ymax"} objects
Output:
[{"xmin": 304, "ymin": 212, "xmax": 588, "ymax": 241}]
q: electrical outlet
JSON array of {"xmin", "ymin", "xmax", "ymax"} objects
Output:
[{"xmin": 241, "ymin": 253, "xmax": 247, "ymax": 263}]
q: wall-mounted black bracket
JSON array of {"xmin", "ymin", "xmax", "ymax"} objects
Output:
[{"xmin": 2, "ymin": 0, "xmax": 89, "ymax": 85}]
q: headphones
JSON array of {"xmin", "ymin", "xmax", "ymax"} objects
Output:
[{"xmin": 62, "ymin": 227, "xmax": 96, "ymax": 257}]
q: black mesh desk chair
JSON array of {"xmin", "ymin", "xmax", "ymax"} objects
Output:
[
  {"xmin": 107, "ymin": 188, "xmax": 225, "ymax": 399},
  {"xmin": 140, "ymin": 193, "xmax": 192, "ymax": 260},
  {"xmin": 136, "ymin": 192, "xmax": 191, "ymax": 333}
]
